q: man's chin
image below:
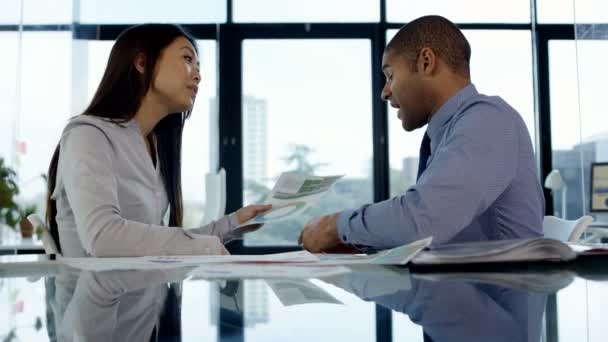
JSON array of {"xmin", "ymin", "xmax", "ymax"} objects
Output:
[{"xmin": 401, "ymin": 121, "xmax": 416, "ymax": 132}]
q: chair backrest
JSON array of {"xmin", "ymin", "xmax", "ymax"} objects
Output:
[
  {"xmin": 200, "ymin": 168, "xmax": 226, "ymax": 226},
  {"xmin": 543, "ymin": 215, "xmax": 594, "ymax": 242},
  {"xmin": 27, "ymin": 213, "xmax": 60, "ymax": 255}
]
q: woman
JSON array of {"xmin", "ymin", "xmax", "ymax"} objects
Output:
[{"xmin": 46, "ymin": 24, "xmax": 270, "ymax": 257}]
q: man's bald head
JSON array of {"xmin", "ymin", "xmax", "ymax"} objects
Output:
[{"xmin": 386, "ymin": 15, "xmax": 471, "ymax": 78}]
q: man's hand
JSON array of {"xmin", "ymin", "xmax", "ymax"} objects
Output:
[{"xmin": 298, "ymin": 213, "xmax": 343, "ymax": 253}]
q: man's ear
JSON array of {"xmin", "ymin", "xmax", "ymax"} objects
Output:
[
  {"xmin": 134, "ymin": 53, "xmax": 146, "ymax": 74},
  {"xmin": 417, "ymin": 47, "xmax": 437, "ymax": 75}
]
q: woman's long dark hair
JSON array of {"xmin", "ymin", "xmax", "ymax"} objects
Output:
[{"xmin": 47, "ymin": 24, "xmax": 197, "ymax": 253}]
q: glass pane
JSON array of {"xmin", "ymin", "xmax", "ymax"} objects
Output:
[
  {"xmin": 0, "ymin": 33, "xmax": 19, "ymax": 162},
  {"xmin": 234, "ymin": 0, "xmax": 379, "ymax": 23},
  {"xmin": 538, "ymin": 0, "xmax": 608, "ymax": 24},
  {"xmin": 386, "ymin": 0, "xmax": 530, "ymax": 24},
  {"xmin": 537, "ymin": 0, "xmax": 574, "ymax": 23},
  {"xmin": 244, "ymin": 279, "xmax": 375, "ymax": 341},
  {"xmin": 182, "ymin": 40, "xmax": 217, "ymax": 228},
  {"xmin": 388, "ymin": 29, "xmax": 535, "ymax": 197},
  {"xmin": 548, "ymin": 40, "xmax": 584, "ymax": 220},
  {"xmin": 549, "ymin": 39, "xmax": 608, "ymax": 221},
  {"xmin": 0, "ymin": 0, "xmax": 72, "ymax": 24},
  {"xmin": 242, "ymin": 39, "xmax": 373, "ymax": 246},
  {"xmin": 14, "ymin": 32, "xmax": 72, "ymax": 222},
  {"xmin": 79, "ymin": 0, "xmax": 226, "ymax": 24}
]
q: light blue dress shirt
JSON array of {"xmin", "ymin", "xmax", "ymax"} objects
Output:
[{"xmin": 337, "ymin": 84, "xmax": 544, "ymax": 249}]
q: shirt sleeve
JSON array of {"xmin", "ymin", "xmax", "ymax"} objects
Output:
[
  {"xmin": 189, "ymin": 213, "xmax": 239, "ymax": 242},
  {"xmin": 337, "ymin": 104, "xmax": 519, "ymax": 249},
  {"xmin": 60, "ymin": 125, "xmax": 227, "ymax": 257}
]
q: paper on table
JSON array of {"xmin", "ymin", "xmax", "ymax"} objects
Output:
[
  {"xmin": 238, "ymin": 172, "xmax": 343, "ymax": 227},
  {"xmin": 316, "ymin": 237, "xmax": 433, "ymax": 266},
  {"xmin": 61, "ymin": 250, "xmax": 321, "ymax": 272}
]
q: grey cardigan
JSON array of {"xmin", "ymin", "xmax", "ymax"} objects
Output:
[{"xmin": 52, "ymin": 115, "xmax": 237, "ymax": 257}]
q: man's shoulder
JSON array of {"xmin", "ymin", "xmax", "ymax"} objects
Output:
[{"xmin": 454, "ymin": 93, "xmax": 524, "ymax": 128}]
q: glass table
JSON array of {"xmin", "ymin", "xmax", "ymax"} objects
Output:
[{"xmin": 1, "ymin": 254, "xmax": 607, "ymax": 341}]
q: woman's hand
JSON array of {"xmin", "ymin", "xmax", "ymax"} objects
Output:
[{"xmin": 235, "ymin": 204, "xmax": 272, "ymax": 225}]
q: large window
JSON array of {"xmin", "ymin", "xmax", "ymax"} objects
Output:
[
  {"xmin": 11, "ymin": 32, "xmax": 72, "ymax": 218},
  {"xmin": 241, "ymin": 39, "xmax": 374, "ymax": 246},
  {"xmin": 182, "ymin": 40, "xmax": 218, "ymax": 228},
  {"xmin": 537, "ymin": 0, "xmax": 608, "ymax": 23},
  {"xmin": 549, "ymin": 39, "xmax": 608, "ymax": 220}
]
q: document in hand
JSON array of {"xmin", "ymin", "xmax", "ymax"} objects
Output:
[
  {"xmin": 238, "ymin": 172, "xmax": 343, "ymax": 227},
  {"xmin": 411, "ymin": 238, "xmax": 608, "ymax": 265}
]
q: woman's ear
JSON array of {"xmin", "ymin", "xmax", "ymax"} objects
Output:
[{"xmin": 134, "ymin": 53, "xmax": 146, "ymax": 74}]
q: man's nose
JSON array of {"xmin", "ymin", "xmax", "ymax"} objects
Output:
[{"xmin": 381, "ymin": 84, "xmax": 391, "ymax": 102}]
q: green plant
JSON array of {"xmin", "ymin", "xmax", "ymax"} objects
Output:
[
  {"xmin": 19, "ymin": 204, "xmax": 37, "ymax": 220},
  {"xmin": 0, "ymin": 157, "xmax": 20, "ymax": 228}
]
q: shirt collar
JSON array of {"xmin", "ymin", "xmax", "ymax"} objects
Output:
[{"xmin": 426, "ymin": 83, "xmax": 478, "ymax": 142}]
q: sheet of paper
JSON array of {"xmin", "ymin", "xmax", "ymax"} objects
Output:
[
  {"xmin": 239, "ymin": 172, "xmax": 343, "ymax": 227},
  {"xmin": 61, "ymin": 250, "xmax": 321, "ymax": 272},
  {"xmin": 315, "ymin": 237, "xmax": 433, "ymax": 266}
]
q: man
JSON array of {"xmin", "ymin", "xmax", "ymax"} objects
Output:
[{"xmin": 299, "ymin": 15, "xmax": 544, "ymax": 253}]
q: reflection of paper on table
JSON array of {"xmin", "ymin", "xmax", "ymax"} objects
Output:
[
  {"xmin": 239, "ymin": 172, "xmax": 343, "ymax": 227},
  {"xmin": 190, "ymin": 264, "xmax": 350, "ymax": 280},
  {"xmin": 412, "ymin": 270, "xmax": 575, "ymax": 294},
  {"xmin": 322, "ymin": 265, "xmax": 412, "ymax": 298},
  {"xmin": 265, "ymin": 279, "xmax": 343, "ymax": 305}
]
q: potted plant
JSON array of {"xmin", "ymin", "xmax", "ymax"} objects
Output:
[
  {"xmin": 0, "ymin": 158, "xmax": 20, "ymax": 231},
  {"xmin": 0, "ymin": 158, "xmax": 43, "ymax": 240},
  {"xmin": 18, "ymin": 204, "xmax": 38, "ymax": 239}
]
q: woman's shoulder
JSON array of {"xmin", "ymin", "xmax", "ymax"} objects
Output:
[
  {"xmin": 59, "ymin": 115, "xmax": 134, "ymax": 152},
  {"xmin": 66, "ymin": 114, "xmax": 131, "ymax": 131},
  {"xmin": 62, "ymin": 115, "xmax": 135, "ymax": 141}
]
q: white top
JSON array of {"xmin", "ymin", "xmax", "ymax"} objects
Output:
[{"xmin": 51, "ymin": 115, "xmax": 238, "ymax": 257}]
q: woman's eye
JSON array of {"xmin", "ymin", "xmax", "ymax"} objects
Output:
[{"xmin": 184, "ymin": 55, "xmax": 193, "ymax": 63}]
